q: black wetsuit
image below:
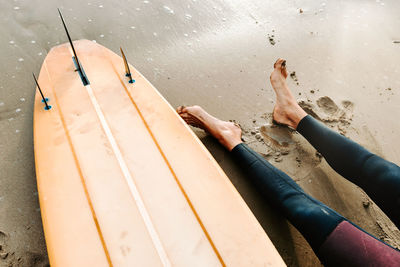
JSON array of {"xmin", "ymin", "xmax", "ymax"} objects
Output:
[{"xmin": 231, "ymin": 115, "xmax": 400, "ymax": 266}]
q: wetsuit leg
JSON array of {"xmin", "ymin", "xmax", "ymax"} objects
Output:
[
  {"xmin": 231, "ymin": 143, "xmax": 400, "ymax": 266},
  {"xmin": 297, "ymin": 115, "xmax": 400, "ymax": 228},
  {"xmin": 231, "ymin": 143, "xmax": 344, "ymax": 251}
]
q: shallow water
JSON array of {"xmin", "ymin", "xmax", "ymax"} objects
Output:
[{"xmin": 1, "ymin": 0, "xmax": 400, "ymax": 265}]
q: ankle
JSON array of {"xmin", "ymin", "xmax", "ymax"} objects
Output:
[
  {"xmin": 216, "ymin": 124, "xmax": 243, "ymax": 151},
  {"xmin": 287, "ymin": 105, "xmax": 307, "ymax": 129},
  {"xmin": 222, "ymin": 138, "xmax": 242, "ymax": 151}
]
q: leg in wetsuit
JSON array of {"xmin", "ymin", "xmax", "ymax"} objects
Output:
[
  {"xmin": 231, "ymin": 115, "xmax": 400, "ymax": 266},
  {"xmin": 177, "ymin": 58, "xmax": 400, "ymax": 266},
  {"xmin": 297, "ymin": 115, "xmax": 400, "ymax": 228}
]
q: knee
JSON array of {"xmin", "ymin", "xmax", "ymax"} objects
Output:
[
  {"xmin": 362, "ymin": 155, "xmax": 400, "ymax": 186},
  {"xmin": 283, "ymin": 195, "xmax": 344, "ymax": 249}
]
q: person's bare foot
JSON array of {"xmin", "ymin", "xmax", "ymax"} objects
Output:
[
  {"xmin": 176, "ymin": 105, "xmax": 242, "ymax": 151},
  {"xmin": 270, "ymin": 58, "xmax": 307, "ymax": 129}
]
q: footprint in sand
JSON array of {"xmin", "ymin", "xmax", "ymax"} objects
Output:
[
  {"xmin": 260, "ymin": 124, "xmax": 295, "ymax": 149},
  {"xmin": 317, "ymin": 96, "xmax": 339, "ymax": 115},
  {"xmin": 242, "ymin": 115, "xmax": 295, "ymax": 162},
  {"xmin": 259, "ymin": 124, "xmax": 295, "ymax": 162},
  {"xmin": 299, "ymin": 96, "xmax": 354, "ymax": 135},
  {"xmin": 0, "ymin": 231, "xmax": 9, "ymax": 260}
]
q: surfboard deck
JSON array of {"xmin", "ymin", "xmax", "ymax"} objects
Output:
[{"xmin": 33, "ymin": 39, "xmax": 285, "ymax": 266}]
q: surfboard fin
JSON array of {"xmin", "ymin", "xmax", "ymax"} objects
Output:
[
  {"xmin": 33, "ymin": 73, "xmax": 52, "ymax": 110},
  {"xmin": 58, "ymin": 8, "xmax": 90, "ymax": 86},
  {"xmin": 120, "ymin": 47, "xmax": 135, "ymax": 84}
]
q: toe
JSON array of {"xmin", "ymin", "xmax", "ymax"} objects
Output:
[
  {"xmin": 273, "ymin": 59, "xmax": 288, "ymax": 78},
  {"xmin": 180, "ymin": 113, "xmax": 190, "ymax": 120},
  {"xmin": 176, "ymin": 105, "xmax": 186, "ymax": 114},
  {"xmin": 281, "ymin": 61, "xmax": 288, "ymax": 78},
  {"xmin": 274, "ymin": 58, "xmax": 285, "ymax": 69}
]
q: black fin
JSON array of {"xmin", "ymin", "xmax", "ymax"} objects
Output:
[
  {"xmin": 58, "ymin": 8, "xmax": 89, "ymax": 86},
  {"xmin": 120, "ymin": 47, "xmax": 135, "ymax": 83},
  {"xmin": 33, "ymin": 73, "xmax": 51, "ymax": 110}
]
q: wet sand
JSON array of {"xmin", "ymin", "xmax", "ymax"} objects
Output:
[{"xmin": 1, "ymin": 0, "xmax": 400, "ymax": 266}]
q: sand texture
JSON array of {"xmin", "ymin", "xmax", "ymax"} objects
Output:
[{"xmin": 1, "ymin": 0, "xmax": 399, "ymax": 266}]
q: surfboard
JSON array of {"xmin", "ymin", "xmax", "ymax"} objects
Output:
[{"xmin": 33, "ymin": 39, "xmax": 286, "ymax": 266}]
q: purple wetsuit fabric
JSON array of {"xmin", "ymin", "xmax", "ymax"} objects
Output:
[{"xmin": 319, "ymin": 221, "xmax": 400, "ymax": 267}]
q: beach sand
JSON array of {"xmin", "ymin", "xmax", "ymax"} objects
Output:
[{"xmin": 0, "ymin": 0, "xmax": 399, "ymax": 266}]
